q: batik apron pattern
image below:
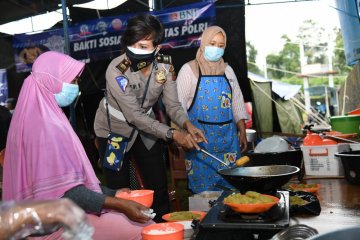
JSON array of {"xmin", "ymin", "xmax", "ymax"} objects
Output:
[{"xmin": 185, "ymin": 73, "xmax": 240, "ymax": 193}]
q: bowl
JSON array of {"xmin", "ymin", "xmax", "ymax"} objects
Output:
[
  {"xmin": 115, "ymin": 189, "xmax": 154, "ymax": 207},
  {"xmin": 224, "ymin": 194, "xmax": 279, "ymax": 213},
  {"xmin": 142, "ymin": 222, "xmax": 184, "ymax": 240},
  {"xmin": 255, "ymin": 136, "xmax": 291, "ymax": 153},
  {"xmin": 335, "ymin": 150, "xmax": 360, "ymax": 185},
  {"xmin": 271, "ymin": 224, "xmax": 318, "ymax": 240},
  {"xmin": 162, "ymin": 211, "xmax": 206, "ymax": 222}
]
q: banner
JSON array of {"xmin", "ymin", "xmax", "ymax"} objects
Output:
[
  {"xmin": 13, "ymin": 2, "xmax": 215, "ymax": 72},
  {"xmin": 0, "ymin": 69, "xmax": 8, "ymax": 105},
  {"xmin": 336, "ymin": 0, "xmax": 360, "ymax": 65}
]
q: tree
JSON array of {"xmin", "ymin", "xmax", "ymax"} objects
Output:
[
  {"xmin": 266, "ymin": 35, "xmax": 300, "ymax": 79},
  {"xmin": 246, "ymin": 41, "xmax": 261, "ymax": 74},
  {"xmin": 333, "ymin": 27, "xmax": 351, "ymax": 76},
  {"xmin": 296, "ymin": 19, "xmax": 327, "ymax": 64}
]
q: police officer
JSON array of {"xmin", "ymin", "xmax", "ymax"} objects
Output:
[{"xmin": 94, "ymin": 14, "xmax": 207, "ymax": 222}]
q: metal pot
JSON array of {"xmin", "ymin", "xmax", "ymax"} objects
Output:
[{"xmin": 218, "ymin": 165, "xmax": 299, "ymax": 193}]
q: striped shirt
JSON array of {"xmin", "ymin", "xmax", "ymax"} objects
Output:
[{"xmin": 176, "ymin": 63, "xmax": 249, "ymax": 123}]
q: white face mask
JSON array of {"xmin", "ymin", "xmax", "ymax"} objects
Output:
[{"xmin": 127, "ymin": 46, "xmax": 155, "ymax": 55}]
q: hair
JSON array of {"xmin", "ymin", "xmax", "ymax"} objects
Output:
[{"xmin": 121, "ymin": 14, "xmax": 164, "ymax": 48}]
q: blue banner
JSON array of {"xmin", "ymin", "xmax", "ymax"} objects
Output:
[
  {"xmin": 13, "ymin": 2, "xmax": 215, "ymax": 72},
  {"xmin": 0, "ymin": 69, "xmax": 8, "ymax": 105},
  {"xmin": 336, "ymin": 0, "xmax": 360, "ymax": 65}
]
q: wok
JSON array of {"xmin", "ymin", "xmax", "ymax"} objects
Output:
[{"xmin": 218, "ymin": 165, "xmax": 300, "ymax": 193}]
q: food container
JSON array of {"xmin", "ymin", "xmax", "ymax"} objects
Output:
[
  {"xmin": 188, "ymin": 191, "xmax": 222, "ymax": 211},
  {"xmin": 115, "ymin": 190, "xmax": 154, "ymax": 207},
  {"xmin": 301, "ymin": 143, "xmax": 349, "ymax": 176},
  {"xmin": 335, "ymin": 150, "xmax": 360, "ymax": 185},
  {"xmin": 142, "ymin": 222, "xmax": 183, "ymax": 240}
]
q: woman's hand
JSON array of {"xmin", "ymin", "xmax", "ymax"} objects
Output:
[
  {"xmin": 182, "ymin": 120, "xmax": 208, "ymax": 143},
  {"xmin": 236, "ymin": 119, "xmax": 248, "ymax": 153},
  {"xmin": 104, "ymin": 197, "xmax": 151, "ymax": 223},
  {"xmin": 239, "ymin": 134, "xmax": 248, "ymax": 153},
  {"xmin": 120, "ymin": 200, "xmax": 152, "ymax": 223}
]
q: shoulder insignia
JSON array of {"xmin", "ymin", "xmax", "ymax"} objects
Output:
[
  {"xmin": 116, "ymin": 58, "xmax": 131, "ymax": 74},
  {"xmin": 156, "ymin": 54, "xmax": 172, "ymax": 65},
  {"xmin": 115, "ymin": 76, "xmax": 128, "ymax": 92}
]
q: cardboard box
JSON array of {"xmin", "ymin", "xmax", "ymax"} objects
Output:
[
  {"xmin": 188, "ymin": 191, "xmax": 222, "ymax": 212},
  {"xmin": 301, "ymin": 143, "xmax": 349, "ymax": 176}
]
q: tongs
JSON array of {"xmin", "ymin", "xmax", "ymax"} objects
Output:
[{"xmin": 200, "ymin": 148, "xmax": 250, "ymax": 168}]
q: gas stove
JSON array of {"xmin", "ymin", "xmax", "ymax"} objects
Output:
[{"xmin": 195, "ymin": 191, "xmax": 289, "ymax": 240}]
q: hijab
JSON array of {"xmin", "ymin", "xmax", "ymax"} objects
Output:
[
  {"xmin": 3, "ymin": 51, "xmax": 101, "ymax": 201},
  {"xmin": 189, "ymin": 26, "xmax": 227, "ymax": 77}
]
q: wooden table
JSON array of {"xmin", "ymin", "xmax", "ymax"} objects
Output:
[{"xmin": 290, "ymin": 177, "xmax": 360, "ymax": 233}]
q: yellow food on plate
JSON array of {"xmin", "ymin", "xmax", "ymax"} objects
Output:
[
  {"xmin": 168, "ymin": 211, "xmax": 202, "ymax": 221},
  {"xmin": 290, "ymin": 196, "xmax": 309, "ymax": 206},
  {"xmin": 224, "ymin": 191, "xmax": 275, "ymax": 204}
]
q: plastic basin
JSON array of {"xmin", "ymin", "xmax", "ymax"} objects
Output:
[{"xmin": 330, "ymin": 115, "xmax": 360, "ymax": 135}]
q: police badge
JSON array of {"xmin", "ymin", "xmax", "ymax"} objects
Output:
[{"xmin": 155, "ymin": 69, "xmax": 167, "ymax": 84}]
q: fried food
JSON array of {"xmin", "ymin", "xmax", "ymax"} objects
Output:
[
  {"xmin": 290, "ymin": 195, "xmax": 308, "ymax": 206},
  {"xmin": 168, "ymin": 211, "xmax": 201, "ymax": 221},
  {"xmin": 224, "ymin": 191, "xmax": 275, "ymax": 204}
]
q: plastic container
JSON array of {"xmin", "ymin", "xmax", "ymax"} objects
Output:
[
  {"xmin": 188, "ymin": 191, "xmax": 222, "ymax": 211},
  {"xmin": 335, "ymin": 150, "xmax": 360, "ymax": 185},
  {"xmin": 142, "ymin": 222, "xmax": 184, "ymax": 240},
  {"xmin": 330, "ymin": 115, "xmax": 360, "ymax": 135},
  {"xmin": 301, "ymin": 143, "xmax": 349, "ymax": 176},
  {"xmin": 115, "ymin": 190, "xmax": 154, "ymax": 207},
  {"xmin": 350, "ymin": 143, "xmax": 360, "ymax": 151}
]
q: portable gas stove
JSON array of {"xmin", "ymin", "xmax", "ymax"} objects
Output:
[{"xmin": 195, "ymin": 191, "xmax": 289, "ymax": 240}]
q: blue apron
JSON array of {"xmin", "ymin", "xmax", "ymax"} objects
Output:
[{"xmin": 185, "ymin": 71, "xmax": 240, "ymax": 193}]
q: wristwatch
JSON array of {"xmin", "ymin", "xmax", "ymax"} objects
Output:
[{"xmin": 166, "ymin": 128, "xmax": 176, "ymax": 142}]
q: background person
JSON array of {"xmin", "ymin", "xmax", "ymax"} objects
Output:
[
  {"xmin": 2, "ymin": 51, "xmax": 154, "ymax": 240},
  {"xmin": 177, "ymin": 26, "xmax": 249, "ymax": 193},
  {"xmin": 94, "ymin": 14, "xmax": 207, "ymax": 222}
]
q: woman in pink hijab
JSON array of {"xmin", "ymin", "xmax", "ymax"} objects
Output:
[{"xmin": 2, "ymin": 51, "xmax": 153, "ymax": 240}]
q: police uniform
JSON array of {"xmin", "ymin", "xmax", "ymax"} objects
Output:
[{"xmin": 94, "ymin": 53, "xmax": 188, "ymax": 222}]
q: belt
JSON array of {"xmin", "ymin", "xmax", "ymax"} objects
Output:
[{"xmin": 104, "ymin": 100, "xmax": 152, "ymax": 122}]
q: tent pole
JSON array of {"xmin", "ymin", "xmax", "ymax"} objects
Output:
[
  {"xmin": 61, "ymin": 0, "xmax": 70, "ymax": 54},
  {"xmin": 61, "ymin": 0, "xmax": 76, "ymax": 129}
]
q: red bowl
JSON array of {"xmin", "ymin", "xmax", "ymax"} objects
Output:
[
  {"xmin": 116, "ymin": 190, "xmax": 154, "ymax": 207},
  {"xmin": 224, "ymin": 194, "xmax": 279, "ymax": 214},
  {"xmin": 142, "ymin": 222, "xmax": 184, "ymax": 240},
  {"xmin": 162, "ymin": 211, "xmax": 206, "ymax": 222}
]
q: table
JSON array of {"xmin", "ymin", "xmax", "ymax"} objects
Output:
[{"xmin": 290, "ymin": 177, "xmax": 360, "ymax": 233}]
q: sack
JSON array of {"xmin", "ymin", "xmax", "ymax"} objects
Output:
[{"xmin": 103, "ymin": 132, "xmax": 129, "ymax": 171}]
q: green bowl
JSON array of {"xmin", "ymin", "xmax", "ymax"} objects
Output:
[{"xmin": 330, "ymin": 115, "xmax": 360, "ymax": 135}]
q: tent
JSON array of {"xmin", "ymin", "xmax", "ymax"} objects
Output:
[{"xmin": 248, "ymin": 72, "xmax": 304, "ymax": 136}]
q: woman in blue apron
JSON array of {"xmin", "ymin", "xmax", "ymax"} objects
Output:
[{"xmin": 177, "ymin": 26, "xmax": 249, "ymax": 193}]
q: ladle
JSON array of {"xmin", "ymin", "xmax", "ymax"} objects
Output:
[{"xmin": 200, "ymin": 148, "xmax": 250, "ymax": 168}]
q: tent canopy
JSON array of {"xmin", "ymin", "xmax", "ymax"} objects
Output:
[{"xmin": 248, "ymin": 72, "xmax": 304, "ymax": 136}]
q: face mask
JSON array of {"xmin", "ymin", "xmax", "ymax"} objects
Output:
[
  {"xmin": 125, "ymin": 46, "xmax": 156, "ymax": 72},
  {"xmin": 204, "ymin": 46, "xmax": 225, "ymax": 62},
  {"xmin": 54, "ymin": 82, "xmax": 79, "ymax": 107}
]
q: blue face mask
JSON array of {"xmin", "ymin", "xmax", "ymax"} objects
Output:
[
  {"xmin": 204, "ymin": 46, "xmax": 225, "ymax": 62},
  {"xmin": 54, "ymin": 82, "xmax": 79, "ymax": 107}
]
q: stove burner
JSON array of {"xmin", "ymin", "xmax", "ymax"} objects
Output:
[{"xmin": 220, "ymin": 192, "xmax": 286, "ymax": 223}]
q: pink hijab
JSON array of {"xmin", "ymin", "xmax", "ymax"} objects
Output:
[{"xmin": 3, "ymin": 51, "xmax": 101, "ymax": 201}]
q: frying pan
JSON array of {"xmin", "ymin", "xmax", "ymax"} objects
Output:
[{"xmin": 218, "ymin": 165, "xmax": 300, "ymax": 193}]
